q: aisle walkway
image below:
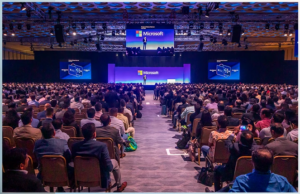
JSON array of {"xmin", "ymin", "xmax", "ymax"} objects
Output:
[{"xmin": 121, "ymin": 90, "xmax": 208, "ymax": 192}]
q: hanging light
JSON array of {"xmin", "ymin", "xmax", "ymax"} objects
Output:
[
  {"xmin": 219, "ymin": 29, "xmax": 223, "ymax": 35},
  {"xmin": 72, "ymin": 30, "xmax": 77, "ymax": 36},
  {"xmin": 50, "ymin": 29, "xmax": 54, "ymax": 35},
  {"xmin": 289, "ymin": 30, "xmax": 293, "ymax": 36},
  {"xmin": 227, "ymin": 29, "xmax": 231, "ymax": 36},
  {"xmin": 21, "ymin": 3, "xmax": 26, "ymax": 11}
]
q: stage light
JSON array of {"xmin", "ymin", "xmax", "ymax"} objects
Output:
[
  {"xmin": 21, "ymin": 3, "xmax": 26, "ymax": 11},
  {"xmin": 227, "ymin": 29, "xmax": 231, "ymax": 36},
  {"xmin": 11, "ymin": 32, "xmax": 15, "ymax": 36},
  {"xmin": 188, "ymin": 30, "xmax": 191, "ymax": 36},
  {"xmin": 294, "ymin": 23, "xmax": 298, "ymax": 30},
  {"xmin": 241, "ymin": 29, "xmax": 244, "ymax": 35},
  {"xmin": 238, "ymin": 42, "xmax": 241, "ymax": 47},
  {"xmin": 210, "ymin": 36, "xmax": 213, "ymax": 42},
  {"xmin": 265, "ymin": 23, "xmax": 270, "ymax": 30},
  {"xmin": 200, "ymin": 23, "xmax": 204, "ymax": 30},
  {"xmin": 66, "ymin": 29, "xmax": 70, "ymax": 35},
  {"xmin": 72, "ymin": 23, "xmax": 76, "ymax": 29},
  {"xmin": 219, "ymin": 29, "xmax": 223, "ymax": 35},
  {"xmin": 200, "ymin": 35, "xmax": 204, "ymax": 41},
  {"xmin": 72, "ymin": 31, "xmax": 77, "ymax": 36},
  {"xmin": 275, "ymin": 23, "xmax": 280, "ymax": 30},
  {"xmin": 210, "ymin": 23, "xmax": 214, "ymax": 29},
  {"xmin": 17, "ymin": 24, "xmax": 22, "ymax": 30},
  {"xmin": 26, "ymin": 24, "xmax": 31, "ymax": 30},
  {"xmin": 289, "ymin": 30, "xmax": 293, "ymax": 36},
  {"xmin": 213, "ymin": 37, "xmax": 217, "ymax": 44},
  {"xmin": 183, "ymin": 30, "xmax": 187, "ymax": 35},
  {"xmin": 26, "ymin": 9, "xmax": 31, "ymax": 18},
  {"xmin": 245, "ymin": 44, "xmax": 248, "ymax": 49},
  {"xmin": 116, "ymin": 30, "xmax": 120, "ymax": 35},
  {"xmin": 189, "ymin": 23, "xmax": 194, "ymax": 29},
  {"xmin": 101, "ymin": 34, "xmax": 105, "ymax": 40},
  {"xmin": 112, "ymin": 30, "xmax": 115, "ymax": 36},
  {"xmin": 48, "ymin": 6, "xmax": 54, "ymax": 19},
  {"xmin": 81, "ymin": 23, "xmax": 85, "ymax": 30},
  {"xmin": 9, "ymin": 23, "xmax": 13, "ymax": 30},
  {"xmin": 284, "ymin": 24, "xmax": 289, "ymax": 30},
  {"xmin": 284, "ymin": 31, "xmax": 288, "ymax": 36},
  {"xmin": 122, "ymin": 30, "xmax": 125, "ymax": 35},
  {"xmin": 3, "ymin": 31, "xmax": 7, "ymax": 36},
  {"xmin": 91, "ymin": 22, "xmax": 96, "ymax": 29},
  {"xmin": 205, "ymin": 10, "xmax": 209, "ymax": 18},
  {"xmin": 50, "ymin": 29, "xmax": 54, "ymax": 35}
]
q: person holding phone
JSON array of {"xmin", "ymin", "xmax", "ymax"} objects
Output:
[{"xmin": 235, "ymin": 118, "xmax": 259, "ymax": 143}]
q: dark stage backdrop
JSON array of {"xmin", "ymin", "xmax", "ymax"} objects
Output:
[{"xmin": 3, "ymin": 50, "xmax": 298, "ymax": 84}]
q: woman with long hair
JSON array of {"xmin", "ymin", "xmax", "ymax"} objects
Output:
[
  {"xmin": 195, "ymin": 110, "xmax": 213, "ymax": 138},
  {"xmin": 62, "ymin": 110, "xmax": 81, "ymax": 137},
  {"xmin": 3, "ymin": 109, "xmax": 20, "ymax": 129},
  {"xmin": 235, "ymin": 118, "xmax": 259, "ymax": 143}
]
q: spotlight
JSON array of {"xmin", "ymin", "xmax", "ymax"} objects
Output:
[
  {"xmin": 112, "ymin": 30, "xmax": 115, "ymax": 36},
  {"xmin": 17, "ymin": 24, "xmax": 22, "ymax": 30},
  {"xmin": 50, "ymin": 29, "xmax": 54, "ymax": 35},
  {"xmin": 294, "ymin": 23, "xmax": 298, "ymax": 30},
  {"xmin": 205, "ymin": 10, "xmax": 209, "ymax": 18},
  {"xmin": 189, "ymin": 23, "xmax": 194, "ymax": 29},
  {"xmin": 227, "ymin": 29, "xmax": 231, "ymax": 36},
  {"xmin": 116, "ymin": 29, "xmax": 120, "ymax": 35},
  {"xmin": 210, "ymin": 23, "xmax": 214, "ymax": 29},
  {"xmin": 91, "ymin": 22, "xmax": 96, "ymax": 29},
  {"xmin": 188, "ymin": 30, "xmax": 191, "ymax": 36},
  {"xmin": 11, "ymin": 32, "xmax": 15, "ymax": 36},
  {"xmin": 241, "ymin": 29, "xmax": 244, "ymax": 35},
  {"xmin": 245, "ymin": 44, "xmax": 248, "ymax": 49},
  {"xmin": 122, "ymin": 30, "xmax": 125, "ymax": 35},
  {"xmin": 218, "ymin": 23, "xmax": 223, "ymax": 30},
  {"xmin": 9, "ymin": 23, "xmax": 13, "ymax": 30},
  {"xmin": 72, "ymin": 23, "xmax": 76, "ymax": 29},
  {"xmin": 238, "ymin": 42, "xmax": 241, "ymax": 47},
  {"xmin": 26, "ymin": 24, "xmax": 31, "ymax": 30},
  {"xmin": 183, "ymin": 30, "xmax": 187, "ymax": 34},
  {"xmin": 265, "ymin": 23, "xmax": 270, "ymax": 30},
  {"xmin": 66, "ymin": 29, "xmax": 70, "ymax": 35},
  {"xmin": 200, "ymin": 23, "xmax": 204, "ymax": 30},
  {"xmin": 210, "ymin": 36, "xmax": 213, "ymax": 42},
  {"xmin": 275, "ymin": 23, "xmax": 280, "ymax": 30},
  {"xmin": 26, "ymin": 9, "xmax": 31, "ymax": 18},
  {"xmin": 284, "ymin": 24, "xmax": 289, "ymax": 30},
  {"xmin": 81, "ymin": 23, "xmax": 85, "ymax": 30},
  {"xmin": 101, "ymin": 34, "xmax": 105, "ymax": 40},
  {"xmin": 21, "ymin": 3, "xmax": 26, "ymax": 11},
  {"xmin": 289, "ymin": 30, "xmax": 293, "ymax": 36},
  {"xmin": 213, "ymin": 37, "xmax": 217, "ymax": 44},
  {"xmin": 200, "ymin": 35, "xmax": 204, "ymax": 41},
  {"xmin": 83, "ymin": 37, "xmax": 88, "ymax": 43},
  {"xmin": 219, "ymin": 29, "xmax": 223, "ymax": 35},
  {"xmin": 72, "ymin": 31, "xmax": 77, "ymax": 36},
  {"xmin": 284, "ymin": 31, "xmax": 288, "ymax": 36},
  {"xmin": 3, "ymin": 31, "xmax": 7, "ymax": 36}
]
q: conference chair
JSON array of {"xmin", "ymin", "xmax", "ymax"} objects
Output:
[
  {"xmin": 40, "ymin": 155, "xmax": 74, "ymax": 192},
  {"xmin": 293, "ymin": 138, "xmax": 298, "ymax": 144},
  {"xmin": 232, "ymin": 113, "xmax": 243, "ymax": 119},
  {"xmin": 74, "ymin": 156, "xmax": 111, "ymax": 192},
  {"xmin": 81, "ymin": 108, "xmax": 88, "ymax": 114},
  {"xmin": 191, "ymin": 118, "xmax": 201, "ymax": 139},
  {"xmin": 75, "ymin": 113, "xmax": 87, "ymax": 120},
  {"xmin": 226, "ymin": 126, "xmax": 239, "ymax": 131},
  {"xmin": 61, "ymin": 126, "xmax": 77, "ymax": 137},
  {"xmin": 206, "ymin": 139, "xmax": 230, "ymax": 168},
  {"xmin": 272, "ymin": 156, "xmax": 297, "ymax": 184},
  {"xmin": 27, "ymin": 155, "xmax": 36, "ymax": 176},
  {"xmin": 67, "ymin": 137, "xmax": 84, "ymax": 152},
  {"xmin": 96, "ymin": 137, "xmax": 120, "ymax": 166},
  {"xmin": 83, "ymin": 103, "xmax": 91, "ymax": 108},
  {"xmin": 253, "ymin": 137, "xmax": 262, "ymax": 145},
  {"xmin": 3, "ymin": 126, "xmax": 14, "ymax": 147},
  {"xmin": 267, "ymin": 138, "xmax": 275, "ymax": 144},
  {"xmin": 186, "ymin": 112, "xmax": 193, "ymax": 126},
  {"xmin": 177, "ymin": 107, "xmax": 186, "ymax": 132},
  {"xmin": 15, "ymin": 137, "xmax": 37, "ymax": 168},
  {"xmin": 123, "ymin": 113, "xmax": 131, "ymax": 127},
  {"xmin": 3, "ymin": 137, "xmax": 11, "ymax": 150},
  {"xmin": 197, "ymin": 126, "xmax": 217, "ymax": 165},
  {"xmin": 233, "ymin": 156, "xmax": 253, "ymax": 180}
]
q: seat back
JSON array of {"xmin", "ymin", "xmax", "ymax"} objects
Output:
[
  {"xmin": 226, "ymin": 126, "xmax": 239, "ymax": 131},
  {"xmin": 96, "ymin": 138, "xmax": 115, "ymax": 159},
  {"xmin": 61, "ymin": 126, "xmax": 76, "ymax": 137},
  {"xmin": 75, "ymin": 113, "xmax": 86, "ymax": 120},
  {"xmin": 272, "ymin": 156, "xmax": 297, "ymax": 184},
  {"xmin": 191, "ymin": 118, "xmax": 201, "ymax": 137},
  {"xmin": 3, "ymin": 137, "xmax": 11, "ymax": 150},
  {"xmin": 75, "ymin": 119, "xmax": 81, "ymax": 128},
  {"xmin": 268, "ymin": 138, "xmax": 275, "ymax": 144},
  {"xmin": 199, "ymin": 126, "xmax": 217, "ymax": 146},
  {"xmin": 214, "ymin": 139, "xmax": 230, "ymax": 163},
  {"xmin": 27, "ymin": 155, "xmax": 35, "ymax": 176},
  {"xmin": 124, "ymin": 113, "xmax": 131, "ymax": 124},
  {"xmin": 83, "ymin": 103, "xmax": 91, "ymax": 108},
  {"xmin": 74, "ymin": 156, "xmax": 102, "ymax": 188},
  {"xmin": 40, "ymin": 155, "xmax": 69, "ymax": 187},
  {"xmin": 233, "ymin": 156, "xmax": 253, "ymax": 179},
  {"xmin": 253, "ymin": 137, "xmax": 261, "ymax": 145},
  {"xmin": 186, "ymin": 113, "xmax": 193, "ymax": 126},
  {"xmin": 293, "ymin": 138, "xmax": 298, "ymax": 144},
  {"xmin": 15, "ymin": 138, "xmax": 36, "ymax": 167},
  {"xmin": 81, "ymin": 108, "xmax": 89, "ymax": 114},
  {"xmin": 232, "ymin": 113, "xmax": 243, "ymax": 119},
  {"xmin": 68, "ymin": 137, "xmax": 84, "ymax": 152},
  {"xmin": 3, "ymin": 126, "xmax": 14, "ymax": 146}
]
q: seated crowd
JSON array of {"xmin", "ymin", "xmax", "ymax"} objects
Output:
[
  {"xmin": 2, "ymin": 83, "xmax": 145, "ymax": 192},
  {"xmin": 156, "ymin": 83, "xmax": 298, "ymax": 192}
]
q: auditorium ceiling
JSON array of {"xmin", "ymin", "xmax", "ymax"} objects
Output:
[{"xmin": 2, "ymin": 2, "xmax": 298, "ymax": 52}]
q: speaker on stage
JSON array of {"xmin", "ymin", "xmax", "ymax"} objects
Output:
[
  {"xmin": 182, "ymin": 6, "xmax": 190, "ymax": 14},
  {"xmin": 54, "ymin": 24, "xmax": 65, "ymax": 43},
  {"xmin": 231, "ymin": 24, "xmax": 242, "ymax": 43}
]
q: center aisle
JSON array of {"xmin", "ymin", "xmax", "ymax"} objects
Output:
[{"xmin": 121, "ymin": 90, "xmax": 208, "ymax": 192}]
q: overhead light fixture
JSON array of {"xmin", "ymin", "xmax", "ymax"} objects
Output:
[
  {"xmin": 227, "ymin": 29, "xmax": 231, "ymax": 36},
  {"xmin": 72, "ymin": 23, "xmax": 76, "ymax": 29},
  {"xmin": 200, "ymin": 23, "xmax": 204, "ymax": 30},
  {"xmin": 72, "ymin": 31, "xmax": 77, "ymax": 36},
  {"xmin": 50, "ymin": 29, "xmax": 54, "ymax": 35},
  {"xmin": 219, "ymin": 29, "xmax": 223, "ymax": 35},
  {"xmin": 21, "ymin": 3, "xmax": 26, "ymax": 11},
  {"xmin": 81, "ymin": 23, "xmax": 85, "ymax": 30},
  {"xmin": 275, "ymin": 23, "xmax": 280, "ymax": 30},
  {"xmin": 11, "ymin": 32, "xmax": 15, "ymax": 36},
  {"xmin": 289, "ymin": 30, "xmax": 293, "ymax": 36},
  {"xmin": 17, "ymin": 24, "xmax": 22, "ymax": 30},
  {"xmin": 3, "ymin": 31, "xmax": 7, "ymax": 36},
  {"xmin": 66, "ymin": 29, "xmax": 70, "ymax": 35},
  {"xmin": 91, "ymin": 22, "xmax": 96, "ymax": 29},
  {"xmin": 210, "ymin": 23, "xmax": 214, "ymax": 29},
  {"xmin": 26, "ymin": 24, "xmax": 31, "ymax": 30},
  {"xmin": 265, "ymin": 23, "xmax": 270, "ymax": 30},
  {"xmin": 205, "ymin": 10, "xmax": 209, "ymax": 18},
  {"xmin": 284, "ymin": 24, "xmax": 289, "ymax": 30},
  {"xmin": 284, "ymin": 31, "xmax": 288, "ymax": 36}
]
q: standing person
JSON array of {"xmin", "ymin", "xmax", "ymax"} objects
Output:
[
  {"xmin": 143, "ymin": 37, "xmax": 147, "ymax": 50},
  {"xmin": 143, "ymin": 75, "xmax": 147, "ymax": 85}
]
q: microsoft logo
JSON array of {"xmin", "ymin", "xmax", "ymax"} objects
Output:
[
  {"xmin": 138, "ymin": 70, "xmax": 143, "ymax": 75},
  {"xmin": 136, "ymin": 30, "xmax": 142, "ymax": 37}
]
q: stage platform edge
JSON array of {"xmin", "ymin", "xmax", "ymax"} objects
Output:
[{"xmin": 143, "ymin": 85, "xmax": 155, "ymax": 90}]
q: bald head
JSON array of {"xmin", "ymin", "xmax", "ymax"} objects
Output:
[
  {"xmin": 45, "ymin": 103, "xmax": 51, "ymax": 110},
  {"xmin": 100, "ymin": 113, "xmax": 111, "ymax": 127},
  {"xmin": 252, "ymin": 148, "xmax": 273, "ymax": 173},
  {"xmin": 235, "ymin": 99, "xmax": 242, "ymax": 107}
]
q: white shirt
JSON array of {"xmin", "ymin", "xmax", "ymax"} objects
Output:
[
  {"xmin": 55, "ymin": 129, "xmax": 70, "ymax": 142},
  {"xmin": 123, "ymin": 107, "xmax": 133, "ymax": 121},
  {"xmin": 286, "ymin": 128, "xmax": 298, "ymax": 142},
  {"xmin": 211, "ymin": 111, "xmax": 224, "ymax": 121},
  {"xmin": 70, "ymin": 102, "xmax": 84, "ymax": 110},
  {"xmin": 110, "ymin": 116, "xmax": 125, "ymax": 136}
]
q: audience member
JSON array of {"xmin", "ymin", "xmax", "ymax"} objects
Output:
[
  {"xmin": 37, "ymin": 107, "xmax": 54, "ymax": 128},
  {"xmin": 62, "ymin": 110, "xmax": 81, "ymax": 137},
  {"xmin": 81, "ymin": 108, "xmax": 102, "ymax": 127},
  {"xmin": 259, "ymin": 112, "xmax": 287, "ymax": 140},
  {"xmin": 28, "ymin": 94, "xmax": 39, "ymax": 107},
  {"xmin": 52, "ymin": 119, "xmax": 70, "ymax": 141},
  {"xmin": 109, "ymin": 108, "xmax": 126, "ymax": 139},
  {"xmin": 36, "ymin": 103, "xmax": 51, "ymax": 120},
  {"xmin": 3, "ymin": 109, "xmax": 20, "ymax": 129},
  {"xmin": 224, "ymin": 106, "xmax": 240, "ymax": 126},
  {"xmin": 242, "ymin": 104, "xmax": 261, "ymax": 122},
  {"xmin": 94, "ymin": 103, "xmax": 103, "ymax": 120},
  {"xmin": 232, "ymin": 100, "xmax": 246, "ymax": 113},
  {"xmin": 211, "ymin": 101, "xmax": 225, "ymax": 120},
  {"xmin": 255, "ymin": 108, "xmax": 271, "ymax": 131},
  {"xmin": 286, "ymin": 117, "xmax": 298, "ymax": 142}
]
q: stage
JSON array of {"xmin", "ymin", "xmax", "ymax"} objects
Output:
[{"xmin": 142, "ymin": 85, "xmax": 156, "ymax": 90}]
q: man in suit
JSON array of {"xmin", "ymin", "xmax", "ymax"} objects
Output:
[
  {"xmin": 14, "ymin": 111, "xmax": 42, "ymax": 141},
  {"xmin": 242, "ymin": 104, "xmax": 261, "ymax": 122},
  {"xmin": 81, "ymin": 108, "xmax": 102, "ymax": 127},
  {"xmin": 72, "ymin": 123, "xmax": 127, "ymax": 192},
  {"xmin": 96, "ymin": 113, "xmax": 124, "ymax": 161},
  {"xmin": 209, "ymin": 131, "xmax": 256, "ymax": 191},
  {"xmin": 16, "ymin": 98, "xmax": 28, "ymax": 112},
  {"xmin": 37, "ymin": 107, "xmax": 54, "ymax": 128},
  {"xmin": 232, "ymin": 99, "xmax": 246, "ymax": 113},
  {"xmin": 3, "ymin": 148, "xmax": 46, "ymax": 192},
  {"xmin": 266, "ymin": 124, "xmax": 298, "ymax": 157},
  {"xmin": 34, "ymin": 123, "xmax": 72, "ymax": 192},
  {"xmin": 55, "ymin": 99, "xmax": 74, "ymax": 119},
  {"xmin": 37, "ymin": 103, "xmax": 51, "ymax": 120},
  {"xmin": 224, "ymin": 106, "xmax": 240, "ymax": 126},
  {"xmin": 105, "ymin": 87, "xmax": 119, "ymax": 108}
]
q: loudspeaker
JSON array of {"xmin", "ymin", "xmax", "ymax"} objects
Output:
[
  {"xmin": 54, "ymin": 24, "xmax": 65, "ymax": 43},
  {"xmin": 231, "ymin": 24, "xmax": 242, "ymax": 43},
  {"xmin": 182, "ymin": 6, "xmax": 190, "ymax": 14}
]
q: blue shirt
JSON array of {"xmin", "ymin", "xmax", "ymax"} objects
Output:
[
  {"xmin": 229, "ymin": 170, "xmax": 296, "ymax": 192},
  {"xmin": 18, "ymin": 117, "xmax": 39, "ymax": 128}
]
